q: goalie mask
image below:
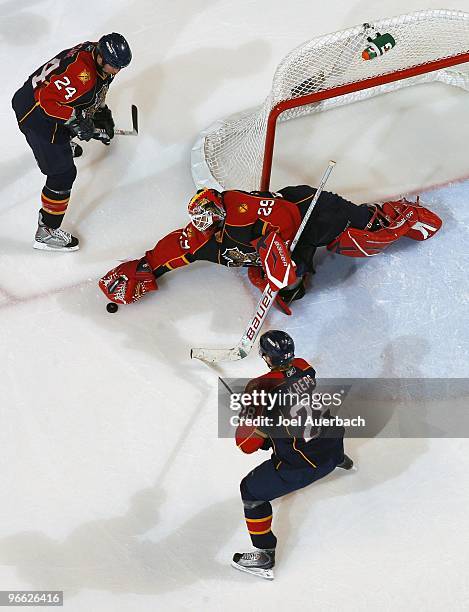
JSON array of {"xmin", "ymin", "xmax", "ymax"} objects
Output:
[{"xmin": 188, "ymin": 188, "xmax": 225, "ymax": 232}]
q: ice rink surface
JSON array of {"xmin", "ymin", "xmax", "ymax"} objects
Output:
[{"xmin": 1, "ymin": 1, "xmax": 469, "ymax": 610}]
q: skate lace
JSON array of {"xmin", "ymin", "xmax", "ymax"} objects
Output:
[
  {"xmin": 51, "ymin": 227, "xmax": 72, "ymax": 241},
  {"xmin": 242, "ymin": 551, "xmax": 263, "ymax": 561},
  {"xmin": 367, "ymin": 204, "xmax": 388, "ymax": 231}
]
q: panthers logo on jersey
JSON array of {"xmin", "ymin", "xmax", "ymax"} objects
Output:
[{"xmin": 222, "ymin": 247, "xmax": 260, "ymax": 267}]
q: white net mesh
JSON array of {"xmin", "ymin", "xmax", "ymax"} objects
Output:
[{"xmin": 191, "ymin": 9, "xmax": 469, "ymax": 191}]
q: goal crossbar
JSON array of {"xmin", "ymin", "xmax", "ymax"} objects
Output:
[
  {"xmin": 261, "ymin": 50, "xmax": 469, "ymax": 189},
  {"xmin": 191, "ymin": 9, "xmax": 469, "ymax": 192}
]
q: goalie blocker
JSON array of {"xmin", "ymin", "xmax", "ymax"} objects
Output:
[{"xmin": 98, "ymin": 186, "xmax": 442, "ymax": 307}]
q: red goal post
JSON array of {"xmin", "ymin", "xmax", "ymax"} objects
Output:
[{"xmin": 191, "ymin": 9, "xmax": 469, "ymax": 192}]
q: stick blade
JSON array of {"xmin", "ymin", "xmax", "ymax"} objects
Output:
[
  {"xmin": 190, "ymin": 345, "xmax": 248, "ymax": 363},
  {"xmin": 131, "ymin": 104, "xmax": 138, "ymax": 134}
]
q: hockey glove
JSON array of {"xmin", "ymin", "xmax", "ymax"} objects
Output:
[
  {"xmin": 66, "ymin": 114, "xmax": 95, "ymax": 141},
  {"xmin": 99, "ymin": 258, "xmax": 158, "ymax": 305},
  {"xmin": 93, "ymin": 105, "xmax": 115, "ymax": 140},
  {"xmin": 93, "ymin": 129, "xmax": 111, "ymax": 146}
]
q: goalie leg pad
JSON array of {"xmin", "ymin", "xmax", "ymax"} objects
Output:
[
  {"xmin": 327, "ymin": 226, "xmax": 404, "ymax": 257},
  {"xmin": 328, "ymin": 199, "xmax": 442, "ymax": 257},
  {"xmin": 99, "ymin": 258, "xmax": 158, "ymax": 304},
  {"xmin": 405, "ymin": 207, "xmax": 442, "ymax": 241},
  {"xmin": 327, "ymin": 206, "xmax": 415, "ymax": 256},
  {"xmin": 381, "ymin": 199, "xmax": 442, "ymax": 240}
]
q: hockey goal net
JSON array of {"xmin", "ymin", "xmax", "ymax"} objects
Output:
[{"xmin": 191, "ymin": 9, "xmax": 469, "ymax": 192}]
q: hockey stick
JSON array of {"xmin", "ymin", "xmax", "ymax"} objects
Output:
[
  {"xmin": 115, "ymin": 104, "xmax": 139, "ymax": 135},
  {"xmin": 93, "ymin": 104, "xmax": 139, "ymax": 141},
  {"xmin": 191, "ymin": 160, "xmax": 336, "ymax": 363}
]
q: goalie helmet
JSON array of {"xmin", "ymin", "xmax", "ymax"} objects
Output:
[
  {"xmin": 259, "ymin": 330, "xmax": 295, "ymax": 367},
  {"xmin": 188, "ymin": 188, "xmax": 225, "ymax": 232}
]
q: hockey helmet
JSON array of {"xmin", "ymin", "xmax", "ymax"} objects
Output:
[
  {"xmin": 97, "ymin": 33, "xmax": 132, "ymax": 69},
  {"xmin": 259, "ymin": 330, "xmax": 295, "ymax": 366},
  {"xmin": 188, "ymin": 188, "xmax": 225, "ymax": 232}
]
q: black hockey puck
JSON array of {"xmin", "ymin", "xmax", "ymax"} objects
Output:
[{"xmin": 106, "ymin": 302, "xmax": 119, "ymax": 313}]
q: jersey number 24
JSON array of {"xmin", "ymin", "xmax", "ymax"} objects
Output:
[{"xmin": 32, "ymin": 58, "xmax": 77, "ymax": 100}]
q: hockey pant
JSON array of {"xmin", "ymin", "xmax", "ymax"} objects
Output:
[{"xmin": 240, "ymin": 454, "xmax": 342, "ymax": 549}]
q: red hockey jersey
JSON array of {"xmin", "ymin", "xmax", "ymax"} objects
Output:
[
  {"xmin": 145, "ymin": 190, "xmax": 303, "ymax": 275},
  {"xmin": 13, "ymin": 41, "xmax": 114, "ymax": 143}
]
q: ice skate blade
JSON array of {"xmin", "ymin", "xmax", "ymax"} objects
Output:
[
  {"xmin": 231, "ymin": 560, "xmax": 274, "ymax": 580},
  {"xmin": 338, "ymin": 464, "xmax": 358, "ymax": 472},
  {"xmin": 33, "ymin": 241, "xmax": 79, "ymax": 252}
]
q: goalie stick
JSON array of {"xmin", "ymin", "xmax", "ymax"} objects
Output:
[
  {"xmin": 94, "ymin": 104, "xmax": 139, "ymax": 141},
  {"xmin": 191, "ymin": 160, "xmax": 336, "ymax": 363}
]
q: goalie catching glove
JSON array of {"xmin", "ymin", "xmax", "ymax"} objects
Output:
[
  {"xmin": 99, "ymin": 258, "xmax": 158, "ymax": 304},
  {"xmin": 327, "ymin": 198, "xmax": 442, "ymax": 257}
]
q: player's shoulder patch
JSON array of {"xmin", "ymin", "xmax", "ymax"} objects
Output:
[
  {"xmin": 224, "ymin": 197, "xmax": 259, "ymax": 227},
  {"xmin": 68, "ymin": 50, "xmax": 97, "ymax": 83},
  {"xmin": 77, "ymin": 68, "xmax": 92, "ymax": 84}
]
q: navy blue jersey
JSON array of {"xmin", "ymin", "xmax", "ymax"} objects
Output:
[{"xmin": 237, "ymin": 358, "xmax": 345, "ymax": 469}]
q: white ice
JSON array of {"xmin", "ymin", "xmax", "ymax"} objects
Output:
[{"xmin": 1, "ymin": 1, "xmax": 469, "ymax": 610}]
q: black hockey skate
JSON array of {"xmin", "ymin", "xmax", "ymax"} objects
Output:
[
  {"xmin": 337, "ymin": 454, "xmax": 354, "ymax": 470},
  {"xmin": 231, "ymin": 548, "xmax": 275, "ymax": 580},
  {"xmin": 70, "ymin": 140, "xmax": 83, "ymax": 158},
  {"xmin": 33, "ymin": 211, "xmax": 79, "ymax": 252}
]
